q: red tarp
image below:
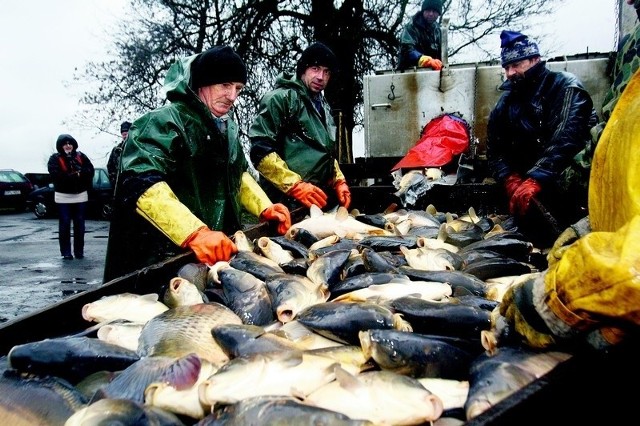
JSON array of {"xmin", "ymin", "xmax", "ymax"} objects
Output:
[{"xmin": 392, "ymin": 114, "xmax": 469, "ymax": 171}]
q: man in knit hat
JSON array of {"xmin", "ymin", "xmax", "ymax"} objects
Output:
[
  {"xmin": 397, "ymin": 0, "xmax": 444, "ymax": 70},
  {"xmin": 249, "ymin": 42, "xmax": 351, "ymax": 211},
  {"xmin": 486, "ymin": 30, "xmax": 597, "ymax": 240},
  {"xmin": 104, "ymin": 45, "xmax": 291, "ymax": 282}
]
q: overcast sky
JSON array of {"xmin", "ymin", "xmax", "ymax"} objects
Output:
[{"xmin": 0, "ymin": 0, "xmax": 619, "ymax": 173}]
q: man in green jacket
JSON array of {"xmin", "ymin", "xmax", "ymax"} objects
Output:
[
  {"xmin": 104, "ymin": 46, "xmax": 291, "ymax": 282},
  {"xmin": 249, "ymin": 42, "xmax": 351, "ymax": 211},
  {"xmin": 397, "ymin": 0, "xmax": 444, "ymax": 71}
]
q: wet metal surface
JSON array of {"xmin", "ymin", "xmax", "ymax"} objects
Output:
[{"xmin": 0, "ymin": 209, "xmax": 109, "ymax": 322}]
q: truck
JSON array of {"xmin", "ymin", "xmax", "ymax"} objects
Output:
[{"xmin": 344, "ymin": 0, "xmax": 636, "ymax": 221}]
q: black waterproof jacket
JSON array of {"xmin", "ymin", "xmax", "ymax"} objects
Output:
[
  {"xmin": 47, "ymin": 135, "xmax": 94, "ymax": 196},
  {"xmin": 487, "ymin": 61, "xmax": 597, "ymax": 186}
]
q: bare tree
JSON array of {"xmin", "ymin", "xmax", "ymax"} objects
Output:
[{"xmin": 73, "ymin": 0, "xmax": 558, "ymax": 160}]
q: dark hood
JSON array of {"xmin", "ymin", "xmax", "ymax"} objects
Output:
[{"xmin": 56, "ymin": 134, "xmax": 78, "ymax": 154}]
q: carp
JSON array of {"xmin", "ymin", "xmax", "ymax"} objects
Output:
[
  {"xmin": 163, "ymin": 277, "xmax": 205, "ymax": 308},
  {"xmin": 303, "ymin": 367, "xmax": 444, "ymax": 425},
  {"xmin": 81, "ymin": 293, "xmax": 169, "ymax": 324},
  {"xmin": 137, "ymin": 302, "xmax": 242, "ymax": 366},
  {"xmin": 0, "ymin": 369, "xmax": 87, "ymax": 425},
  {"xmin": 296, "ymin": 301, "xmax": 412, "ymax": 345},
  {"xmin": 286, "ymin": 205, "xmax": 389, "ymax": 239},
  {"xmin": 266, "ymin": 272, "xmax": 328, "ymax": 324}
]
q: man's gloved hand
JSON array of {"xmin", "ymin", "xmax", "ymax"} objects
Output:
[
  {"xmin": 503, "ymin": 173, "xmax": 523, "ymax": 198},
  {"xmin": 418, "ymin": 55, "xmax": 443, "ymax": 70},
  {"xmin": 287, "ymin": 181, "xmax": 328, "ymax": 208},
  {"xmin": 499, "ymin": 273, "xmax": 557, "ymax": 349},
  {"xmin": 500, "ymin": 217, "xmax": 640, "ymax": 350},
  {"xmin": 260, "ymin": 203, "xmax": 292, "ymax": 235},
  {"xmin": 546, "ymin": 216, "xmax": 591, "ymax": 266},
  {"xmin": 183, "ymin": 227, "xmax": 237, "ymax": 265},
  {"xmin": 509, "ymin": 177, "xmax": 542, "ymax": 215},
  {"xmin": 333, "ymin": 179, "xmax": 351, "ymax": 209}
]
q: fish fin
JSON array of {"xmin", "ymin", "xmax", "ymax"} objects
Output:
[
  {"xmin": 437, "ymin": 223, "xmax": 448, "ymax": 242},
  {"xmin": 393, "ymin": 313, "xmax": 413, "ymax": 332},
  {"xmin": 334, "ymin": 365, "xmax": 361, "ymax": 391},
  {"xmin": 426, "ymin": 204, "xmax": 438, "ymax": 215},
  {"xmin": 291, "ymin": 387, "xmax": 307, "ymax": 400},
  {"xmin": 161, "ymin": 353, "xmax": 203, "ymax": 390},
  {"xmin": 468, "ymin": 206, "xmax": 479, "ymax": 224},
  {"xmin": 207, "ymin": 261, "xmax": 230, "ymax": 285},
  {"xmin": 320, "ymin": 286, "xmax": 331, "ymax": 301},
  {"xmin": 335, "ymin": 206, "xmax": 350, "ymax": 221},
  {"xmin": 453, "ymin": 286, "xmax": 473, "ymax": 297},
  {"xmin": 140, "ymin": 293, "xmax": 160, "ymax": 302},
  {"xmin": 309, "ymin": 204, "xmax": 324, "ymax": 217},
  {"xmin": 335, "ymin": 228, "xmax": 348, "ymax": 238}
]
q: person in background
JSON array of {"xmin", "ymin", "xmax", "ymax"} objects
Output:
[
  {"xmin": 397, "ymin": 0, "xmax": 444, "ymax": 71},
  {"xmin": 496, "ymin": 67, "xmax": 640, "ymax": 351},
  {"xmin": 249, "ymin": 42, "xmax": 351, "ymax": 211},
  {"xmin": 486, "ymin": 30, "xmax": 597, "ymax": 230},
  {"xmin": 47, "ymin": 134, "xmax": 95, "ymax": 260},
  {"xmin": 107, "ymin": 120, "xmax": 131, "ymax": 186},
  {"xmin": 103, "ymin": 45, "xmax": 291, "ymax": 282}
]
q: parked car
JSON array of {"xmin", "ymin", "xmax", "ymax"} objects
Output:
[
  {"xmin": 0, "ymin": 169, "xmax": 34, "ymax": 212},
  {"xmin": 24, "ymin": 172, "xmax": 53, "ymax": 189},
  {"xmin": 26, "ymin": 168, "xmax": 114, "ymax": 219}
]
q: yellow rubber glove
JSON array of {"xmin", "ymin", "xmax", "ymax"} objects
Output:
[
  {"xmin": 546, "ymin": 217, "xmax": 591, "ymax": 266},
  {"xmin": 256, "ymin": 152, "xmax": 302, "ymax": 193},
  {"xmin": 499, "ymin": 273, "xmax": 558, "ymax": 349},
  {"xmin": 239, "ymin": 172, "xmax": 273, "ymax": 217},
  {"xmin": 135, "ymin": 181, "xmax": 207, "ymax": 246},
  {"xmin": 418, "ymin": 55, "xmax": 443, "ymax": 70},
  {"xmin": 499, "ymin": 215, "xmax": 640, "ymax": 349}
]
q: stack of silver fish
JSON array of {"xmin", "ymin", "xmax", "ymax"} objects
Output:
[{"xmin": 1, "ymin": 204, "xmax": 572, "ymax": 425}]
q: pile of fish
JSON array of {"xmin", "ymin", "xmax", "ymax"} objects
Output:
[{"xmin": 0, "ymin": 203, "xmax": 573, "ymax": 425}]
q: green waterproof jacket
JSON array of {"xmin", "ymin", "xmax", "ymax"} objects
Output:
[
  {"xmin": 397, "ymin": 12, "xmax": 442, "ymax": 70},
  {"xmin": 249, "ymin": 73, "xmax": 338, "ymax": 195},
  {"xmin": 103, "ymin": 54, "xmax": 247, "ymax": 282}
]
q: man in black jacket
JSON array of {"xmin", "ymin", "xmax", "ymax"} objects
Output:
[{"xmin": 487, "ymin": 30, "xmax": 597, "ymax": 230}]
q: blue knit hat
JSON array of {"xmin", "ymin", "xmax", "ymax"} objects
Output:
[{"xmin": 500, "ymin": 30, "xmax": 540, "ymax": 66}]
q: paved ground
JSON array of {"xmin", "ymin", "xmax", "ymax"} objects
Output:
[{"xmin": 0, "ymin": 209, "xmax": 108, "ymax": 322}]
